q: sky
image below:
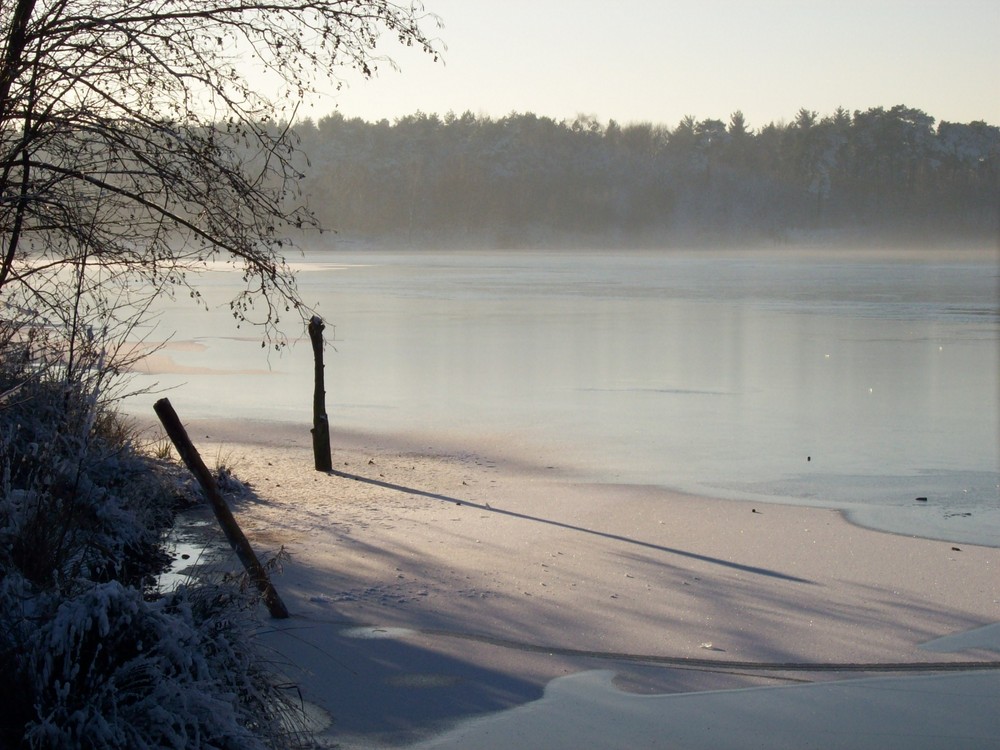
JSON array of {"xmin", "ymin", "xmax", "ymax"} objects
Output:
[{"xmin": 299, "ymin": 0, "xmax": 999, "ymax": 129}]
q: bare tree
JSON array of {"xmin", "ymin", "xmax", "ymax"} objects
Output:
[{"xmin": 0, "ymin": 1, "xmax": 440, "ymax": 349}]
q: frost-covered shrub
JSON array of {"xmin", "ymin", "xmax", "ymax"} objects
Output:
[
  {"xmin": 0, "ymin": 418, "xmax": 173, "ymax": 594},
  {"xmin": 20, "ymin": 581, "xmax": 290, "ymax": 750},
  {"xmin": 0, "ymin": 332, "xmax": 174, "ymax": 593},
  {"xmin": 0, "ymin": 573, "xmax": 37, "ymax": 746},
  {"xmin": 1, "ymin": 332, "xmax": 307, "ymax": 749},
  {"xmin": 0, "ymin": 573, "xmax": 305, "ymax": 750}
]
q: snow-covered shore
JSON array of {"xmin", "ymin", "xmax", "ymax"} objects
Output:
[{"xmin": 159, "ymin": 418, "xmax": 1000, "ymax": 748}]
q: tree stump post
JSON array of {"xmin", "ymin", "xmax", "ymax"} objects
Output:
[
  {"xmin": 154, "ymin": 398, "xmax": 289, "ymax": 619},
  {"xmin": 308, "ymin": 315, "xmax": 333, "ymax": 472}
]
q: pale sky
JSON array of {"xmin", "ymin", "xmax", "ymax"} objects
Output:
[{"xmin": 300, "ymin": 0, "xmax": 999, "ymax": 129}]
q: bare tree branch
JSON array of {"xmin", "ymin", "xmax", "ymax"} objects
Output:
[{"xmin": 1, "ymin": 0, "xmax": 441, "ymax": 348}]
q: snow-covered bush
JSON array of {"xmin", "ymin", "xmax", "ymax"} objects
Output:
[
  {"xmin": 18, "ymin": 582, "xmax": 291, "ymax": 750},
  {"xmin": 0, "ymin": 344, "xmax": 172, "ymax": 594},
  {"xmin": 1, "ymin": 328, "xmax": 307, "ymax": 749}
]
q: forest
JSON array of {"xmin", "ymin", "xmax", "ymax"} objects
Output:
[{"xmin": 293, "ymin": 105, "xmax": 999, "ymax": 248}]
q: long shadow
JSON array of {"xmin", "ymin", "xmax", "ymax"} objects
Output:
[{"xmin": 328, "ymin": 469, "xmax": 814, "ymax": 585}]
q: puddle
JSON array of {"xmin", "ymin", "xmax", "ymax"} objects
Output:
[{"xmin": 156, "ymin": 512, "xmax": 226, "ymax": 591}]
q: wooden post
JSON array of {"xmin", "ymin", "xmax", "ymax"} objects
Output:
[
  {"xmin": 308, "ymin": 315, "xmax": 333, "ymax": 472},
  {"xmin": 154, "ymin": 397, "xmax": 289, "ymax": 619}
]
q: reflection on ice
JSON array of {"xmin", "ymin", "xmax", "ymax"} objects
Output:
[{"xmin": 126, "ymin": 248, "xmax": 1000, "ymax": 547}]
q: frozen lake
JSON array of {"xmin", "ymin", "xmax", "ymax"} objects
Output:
[{"xmin": 127, "ymin": 247, "xmax": 1000, "ymax": 546}]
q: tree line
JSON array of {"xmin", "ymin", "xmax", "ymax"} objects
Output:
[{"xmin": 293, "ymin": 105, "xmax": 999, "ymax": 247}]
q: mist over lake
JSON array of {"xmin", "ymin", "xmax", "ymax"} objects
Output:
[{"xmin": 128, "ymin": 246, "xmax": 1000, "ymax": 546}]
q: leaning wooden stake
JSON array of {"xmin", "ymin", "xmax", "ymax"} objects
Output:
[
  {"xmin": 154, "ymin": 397, "xmax": 289, "ymax": 619},
  {"xmin": 308, "ymin": 315, "xmax": 333, "ymax": 472}
]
